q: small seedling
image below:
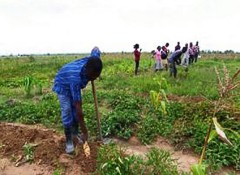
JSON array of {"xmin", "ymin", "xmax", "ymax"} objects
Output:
[{"xmin": 23, "ymin": 142, "xmax": 37, "ymax": 162}]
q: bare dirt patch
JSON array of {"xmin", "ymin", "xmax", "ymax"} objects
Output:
[
  {"xmin": 0, "ymin": 122, "xmax": 101, "ymax": 175},
  {"xmin": 167, "ymin": 94, "xmax": 206, "ymax": 103}
]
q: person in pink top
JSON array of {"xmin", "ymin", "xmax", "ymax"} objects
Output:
[{"xmin": 154, "ymin": 46, "xmax": 162, "ymax": 72}]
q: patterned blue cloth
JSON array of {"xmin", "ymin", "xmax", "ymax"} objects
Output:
[
  {"xmin": 57, "ymin": 94, "xmax": 77, "ymax": 128},
  {"xmin": 52, "ymin": 57, "xmax": 90, "ymax": 101},
  {"xmin": 91, "ymin": 47, "xmax": 101, "ymax": 58}
]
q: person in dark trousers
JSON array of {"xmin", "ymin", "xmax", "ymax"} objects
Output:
[
  {"xmin": 193, "ymin": 41, "xmax": 200, "ymax": 62},
  {"xmin": 189, "ymin": 42, "xmax": 194, "ymax": 64},
  {"xmin": 161, "ymin": 46, "xmax": 168, "ymax": 71},
  {"xmin": 52, "ymin": 48, "xmax": 102, "ymax": 154},
  {"xmin": 168, "ymin": 47, "xmax": 187, "ymax": 78},
  {"xmin": 175, "ymin": 42, "xmax": 181, "ymax": 51},
  {"xmin": 133, "ymin": 43, "xmax": 141, "ymax": 75}
]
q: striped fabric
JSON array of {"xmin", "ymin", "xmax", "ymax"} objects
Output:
[
  {"xmin": 91, "ymin": 47, "xmax": 101, "ymax": 58},
  {"xmin": 52, "ymin": 56, "xmax": 90, "ymax": 101}
]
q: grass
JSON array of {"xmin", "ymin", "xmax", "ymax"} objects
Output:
[{"xmin": 0, "ymin": 53, "xmax": 239, "ymax": 173}]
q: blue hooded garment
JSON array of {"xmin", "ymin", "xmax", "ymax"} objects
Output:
[{"xmin": 91, "ymin": 47, "xmax": 101, "ymax": 58}]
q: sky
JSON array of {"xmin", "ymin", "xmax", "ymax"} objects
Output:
[{"xmin": 0, "ymin": 0, "xmax": 240, "ymax": 55}]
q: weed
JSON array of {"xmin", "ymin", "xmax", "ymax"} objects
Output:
[
  {"xmin": 145, "ymin": 148, "xmax": 179, "ymax": 175},
  {"xmin": 23, "ymin": 142, "xmax": 36, "ymax": 162}
]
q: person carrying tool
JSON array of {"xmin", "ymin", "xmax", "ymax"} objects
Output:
[{"xmin": 52, "ymin": 47, "xmax": 102, "ymax": 154}]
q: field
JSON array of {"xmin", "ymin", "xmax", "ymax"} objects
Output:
[{"xmin": 0, "ymin": 53, "xmax": 239, "ymax": 175}]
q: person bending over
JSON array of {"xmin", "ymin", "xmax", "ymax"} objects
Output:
[{"xmin": 52, "ymin": 48, "xmax": 102, "ymax": 154}]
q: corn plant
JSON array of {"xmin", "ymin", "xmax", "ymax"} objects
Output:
[
  {"xmin": 23, "ymin": 76, "xmax": 43, "ymax": 96},
  {"xmin": 150, "ymin": 76, "xmax": 169, "ymax": 115},
  {"xmin": 192, "ymin": 65, "xmax": 240, "ymax": 174},
  {"xmin": 24, "ymin": 76, "xmax": 33, "ymax": 97}
]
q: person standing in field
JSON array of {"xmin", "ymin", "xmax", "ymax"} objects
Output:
[
  {"xmin": 161, "ymin": 46, "xmax": 169, "ymax": 71},
  {"xmin": 181, "ymin": 43, "xmax": 189, "ymax": 67},
  {"xmin": 189, "ymin": 42, "xmax": 195, "ymax": 64},
  {"xmin": 133, "ymin": 43, "xmax": 142, "ymax": 75},
  {"xmin": 52, "ymin": 47, "xmax": 102, "ymax": 154},
  {"xmin": 175, "ymin": 42, "xmax": 181, "ymax": 51},
  {"xmin": 169, "ymin": 47, "xmax": 187, "ymax": 78},
  {"xmin": 193, "ymin": 41, "xmax": 200, "ymax": 62},
  {"xmin": 154, "ymin": 46, "xmax": 162, "ymax": 72},
  {"xmin": 165, "ymin": 42, "xmax": 170, "ymax": 55}
]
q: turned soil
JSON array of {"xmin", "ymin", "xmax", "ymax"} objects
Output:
[
  {"xmin": 0, "ymin": 122, "xmax": 238, "ymax": 175},
  {"xmin": 0, "ymin": 122, "xmax": 100, "ymax": 175}
]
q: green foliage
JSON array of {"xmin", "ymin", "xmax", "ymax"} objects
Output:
[
  {"xmin": 101, "ymin": 93, "xmax": 142, "ymax": 140},
  {"xmin": 1, "ymin": 53, "xmax": 240, "ymax": 173},
  {"xmin": 102, "ymin": 110, "xmax": 139, "ymax": 139},
  {"xmin": 95, "ymin": 143, "xmax": 145, "ymax": 175},
  {"xmin": 23, "ymin": 76, "xmax": 44, "ymax": 97},
  {"xmin": 24, "ymin": 76, "xmax": 34, "ymax": 97},
  {"xmin": 190, "ymin": 163, "xmax": 208, "ymax": 175},
  {"xmin": 0, "ymin": 95, "xmax": 61, "ymax": 128},
  {"xmin": 137, "ymin": 115, "xmax": 160, "ymax": 144},
  {"xmin": 145, "ymin": 148, "xmax": 179, "ymax": 175},
  {"xmin": 205, "ymin": 134, "xmax": 240, "ymax": 170},
  {"xmin": 23, "ymin": 142, "xmax": 35, "ymax": 162},
  {"xmin": 95, "ymin": 144, "xmax": 184, "ymax": 175},
  {"xmin": 53, "ymin": 169, "xmax": 62, "ymax": 175}
]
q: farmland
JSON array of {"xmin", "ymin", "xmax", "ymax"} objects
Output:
[{"xmin": 0, "ymin": 53, "xmax": 240, "ymax": 175}]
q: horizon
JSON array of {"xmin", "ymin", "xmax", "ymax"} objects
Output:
[{"xmin": 1, "ymin": 48, "xmax": 239, "ymax": 57}]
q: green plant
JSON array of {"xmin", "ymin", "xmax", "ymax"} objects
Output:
[
  {"xmin": 95, "ymin": 143, "xmax": 145, "ymax": 175},
  {"xmin": 149, "ymin": 76, "xmax": 169, "ymax": 115},
  {"xmin": 137, "ymin": 115, "xmax": 160, "ymax": 144},
  {"xmin": 53, "ymin": 169, "xmax": 62, "ymax": 175},
  {"xmin": 145, "ymin": 148, "xmax": 179, "ymax": 175},
  {"xmin": 23, "ymin": 142, "xmax": 36, "ymax": 162},
  {"xmin": 190, "ymin": 163, "xmax": 208, "ymax": 175},
  {"xmin": 95, "ymin": 144, "xmax": 185, "ymax": 175},
  {"xmin": 24, "ymin": 76, "xmax": 34, "ymax": 97},
  {"xmin": 28, "ymin": 55, "xmax": 35, "ymax": 62},
  {"xmin": 35, "ymin": 80, "xmax": 43, "ymax": 95},
  {"xmin": 197, "ymin": 65, "xmax": 240, "ymax": 169},
  {"xmin": 102, "ymin": 109, "xmax": 139, "ymax": 139}
]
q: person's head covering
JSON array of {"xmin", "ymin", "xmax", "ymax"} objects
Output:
[{"xmin": 91, "ymin": 46, "xmax": 101, "ymax": 58}]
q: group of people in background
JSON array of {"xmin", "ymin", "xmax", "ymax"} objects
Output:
[{"xmin": 133, "ymin": 41, "xmax": 200, "ymax": 77}]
